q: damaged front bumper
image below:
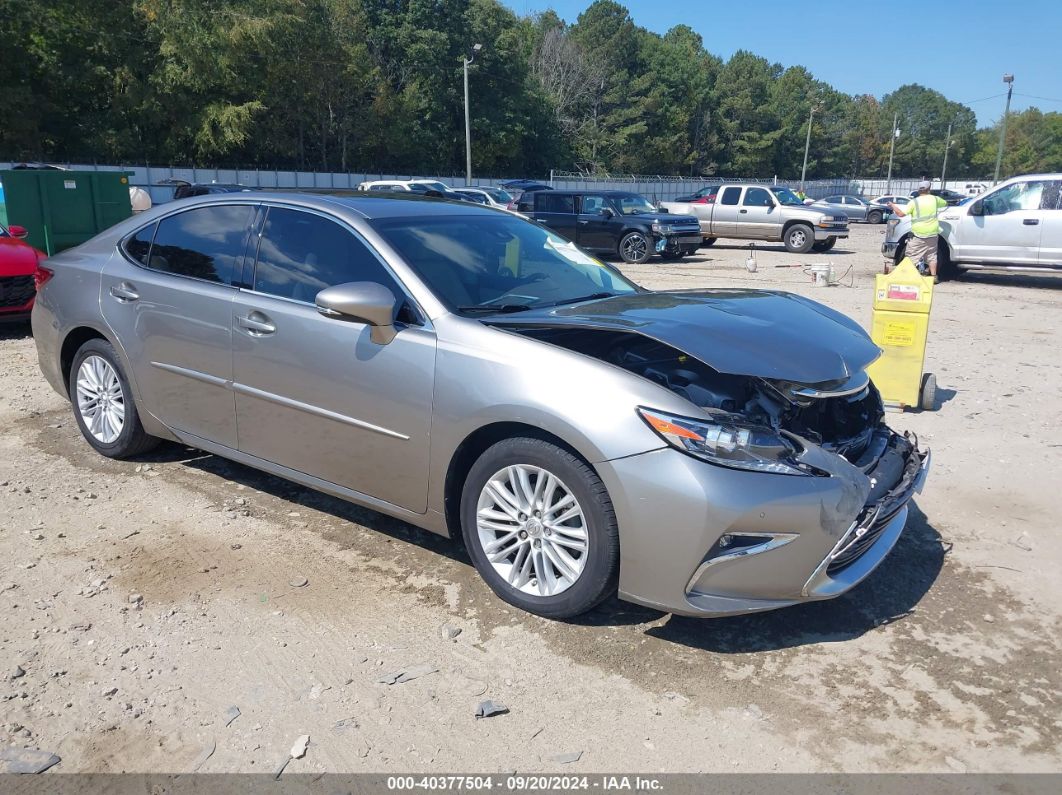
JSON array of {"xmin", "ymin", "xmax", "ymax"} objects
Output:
[{"xmin": 597, "ymin": 428, "xmax": 929, "ymax": 617}]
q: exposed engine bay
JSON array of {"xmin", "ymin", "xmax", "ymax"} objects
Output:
[{"xmin": 512, "ymin": 327, "xmax": 886, "ymax": 466}]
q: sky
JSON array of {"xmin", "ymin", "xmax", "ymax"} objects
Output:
[{"xmin": 500, "ymin": 0, "xmax": 1062, "ymax": 126}]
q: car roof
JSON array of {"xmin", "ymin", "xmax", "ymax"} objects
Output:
[{"xmin": 160, "ymin": 191, "xmax": 498, "ymax": 220}]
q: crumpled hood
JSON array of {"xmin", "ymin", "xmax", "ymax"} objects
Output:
[
  {"xmin": 490, "ymin": 290, "xmax": 881, "ymax": 384},
  {"xmin": 635, "ymin": 211, "xmax": 699, "ymax": 225}
]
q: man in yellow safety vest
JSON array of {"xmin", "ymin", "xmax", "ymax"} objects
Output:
[{"xmin": 889, "ymin": 180, "xmax": 948, "ymax": 282}]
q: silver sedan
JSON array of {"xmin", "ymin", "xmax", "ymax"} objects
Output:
[{"xmin": 32, "ymin": 194, "xmax": 929, "ymax": 619}]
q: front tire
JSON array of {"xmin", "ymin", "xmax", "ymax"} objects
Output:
[
  {"xmin": 811, "ymin": 237, "xmax": 837, "ymax": 253},
  {"xmin": 69, "ymin": 339, "xmax": 160, "ymax": 459},
  {"xmin": 700, "ymin": 237, "xmax": 717, "ymax": 247},
  {"xmin": 784, "ymin": 224, "xmax": 815, "ymax": 254},
  {"xmin": 618, "ymin": 231, "xmax": 651, "ymax": 264},
  {"xmin": 867, "ymin": 209, "xmax": 884, "ymax": 224},
  {"xmin": 461, "ymin": 438, "xmax": 619, "ymax": 619}
]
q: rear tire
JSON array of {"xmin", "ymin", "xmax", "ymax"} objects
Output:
[
  {"xmin": 811, "ymin": 237, "xmax": 837, "ymax": 253},
  {"xmin": 784, "ymin": 224, "xmax": 815, "ymax": 254},
  {"xmin": 460, "ymin": 437, "xmax": 619, "ymax": 619},
  {"xmin": 867, "ymin": 209, "xmax": 884, "ymax": 224},
  {"xmin": 68, "ymin": 339, "xmax": 160, "ymax": 459}
]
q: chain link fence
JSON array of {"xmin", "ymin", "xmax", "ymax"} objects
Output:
[{"xmin": 1, "ymin": 162, "xmax": 990, "ymax": 206}]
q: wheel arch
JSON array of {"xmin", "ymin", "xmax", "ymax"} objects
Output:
[
  {"xmin": 442, "ymin": 421, "xmax": 600, "ymax": 540},
  {"xmin": 782, "ymin": 218, "xmax": 815, "ymax": 236},
  {"xmin": 60, "ymin": 325, "xmax": 113, "ymax": 392}
]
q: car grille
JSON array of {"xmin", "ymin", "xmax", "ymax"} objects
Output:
[
  {"xmin": 0, "ymin": 275, "xmax": 35, "ymax": 309},
  {"xmin": 825, "ymin": 438, "xmax": 924, "ymax": 575},
  {"xmin": 826, "ymin": 502, "xmax": 905, "ymax": 575}
]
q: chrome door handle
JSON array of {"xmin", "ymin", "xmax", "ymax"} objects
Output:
[
  {"xmin": 237, "ymin": 313, "xmax": 276, "ymax": 335},
  {"xmin": 109, "ymin": 283, "xmax": 139, "ymax": 302}
]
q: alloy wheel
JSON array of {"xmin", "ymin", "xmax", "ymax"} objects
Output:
[
  {"xmin": 621, "ymin": 233, "xmax": 649, "ymax": 263},
  {"xmin": 76, "ymin": 355, "xmax": 126, "ymax": 444},
  {"xmin": 476, "ymin": 464, "xmax": 589, "ymax": 597},
  {"xmin": 789, "ymin": 228, "xmax": 807, "ymax": 248}
]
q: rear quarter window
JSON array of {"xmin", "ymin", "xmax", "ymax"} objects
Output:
[{"xmin": 123, "ymin": 222, "xmax": 156, "ymax": 266}]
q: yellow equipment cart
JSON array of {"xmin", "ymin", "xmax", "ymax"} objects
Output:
[{"xmin": 866, "ymin": 257, "xmax": 936, "ymax": 411}]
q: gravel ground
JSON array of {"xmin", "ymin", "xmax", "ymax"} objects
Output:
[{"xmin": 1, "ymin": 224, "xmax": 1060, "ymax": 774}]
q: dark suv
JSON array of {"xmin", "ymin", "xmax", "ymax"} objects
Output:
[{"xmin": 520, "ymin": 190, "xmax": 702, "ymax": 263}]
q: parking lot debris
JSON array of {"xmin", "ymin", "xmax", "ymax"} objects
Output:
[
  {"xmin": 474, "ymin": 700, "xmax": 509, "ymax": 719},
  {"xmin": 289, "ymin": 576, "xmax": 309, "ymax": 588},
  {"xmin": 441, "ymin": 623, "xmax": 462, "ymax": 641},
  {"xmin": 191, "ymin": 739, "xmax": 215, "ymax": 771},
  {"xmin": 223, "ymin": 706, "xmax": 241, "ymax": 727},
  {"xmin": 551, "ymin": 751, "xmax": 582, "ymax": 764},
  {"xmin": 0, "ymin": 747, "xmax": 62, "ymax": 774},
  {"xmin": 101, "ymin": 687, "xmax": 118, "ymax": 697},
  {"xmin": 744, "ymin": 704, "xmax": 765, "ymax": 721},
  {"xmin": 10, "ymin": 666, "xmax": 25, "ymax": 680},
  {"xmin": 129, "ymin": 593, "xmax": 143, "ymax": 606},
  {"xmin": 290, "ymin": 734, "xmax": 310, "ymax": 759},
  {"xmin": 663, "ymin": 691, "xmax": 689, "ymax": 704},
  {"xmin": 272, "ymin": 757, "xmax": 290, "ymax": 779},
  {"xmin": 377, "ymin": 664, "xmax": 438, "ymax": 685}
]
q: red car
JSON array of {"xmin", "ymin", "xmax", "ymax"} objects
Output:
[{"xmin": 0, "ymin": 223, "xmax": 49, "ymax": 323}]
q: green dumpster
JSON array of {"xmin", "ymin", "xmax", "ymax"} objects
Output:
[{"xmin": 0, "ymin": 169, "xmax": 133, "ymax": 254}]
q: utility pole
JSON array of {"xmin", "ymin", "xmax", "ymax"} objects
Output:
[
  {"xmin": 463, "ymin": 43, "xmax": 483, "ymax": 186},
  {"xmin": 993, "ymin": 73, "xmax": 1014, "ymax": 185},
  {"xmin": 885, "ymin": 112, "xmax": 899, "ymax": 195},
  {"xmin": 799, "ymin": 104, "xmax": 816, "ymax": 191},
  {"xmin": 940, "ymin": 121, "xmax": 953, "ymax": 189}
]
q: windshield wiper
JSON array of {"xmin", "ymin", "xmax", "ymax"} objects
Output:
[
  {"xmin": 548, "ymin": 292, "xmax": 615, "ymax": 308},
  {"xmin": 457, "ymin": 304, "xmax": 535, "ymax": 314}
]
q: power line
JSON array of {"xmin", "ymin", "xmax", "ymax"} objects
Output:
[{"xmin": 1014, "ymin": 92, "xmax": 1062, "ymax": 104}]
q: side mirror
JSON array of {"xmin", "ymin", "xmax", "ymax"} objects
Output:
[
  {"xmin": 315, "ymin": 281, "xmax": 398, "ymax": 345},
  {"xmin": 969, "ymin": 199, "xmax": 984, "ymax": 216},
  {"xmin": 8, "ymin": 225, "xmax": 28, "ymax": 239}
]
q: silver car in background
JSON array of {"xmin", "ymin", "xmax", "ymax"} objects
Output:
[{"xmin": 32, "ymin": 194, "xmax": 929, "ymax": 619}]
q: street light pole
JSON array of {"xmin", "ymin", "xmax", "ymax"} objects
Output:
[
  {"xmin": 463, "ymin": 43, "xmax": 483, "ymax": 186},
  {"xmin": 940, "ymin": 121, "xmax": 953, "ymax": 188},
  {"xmin": 993, "ymin": 73, "xmax": 1014, "ymax": 185},
  {"xmin": 799, "ymin": 104, "xmax": 816, "ymax": 191},
  {"xmin": 885, "ymin": 112, "xmax": 899, "ymax": 194}
]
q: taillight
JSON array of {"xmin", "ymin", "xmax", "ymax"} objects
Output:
[{"xmin": 34, "ymin": 265, "xmax": 53, "ymax": 290}]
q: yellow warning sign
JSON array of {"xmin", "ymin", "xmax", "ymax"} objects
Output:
[{"xmin": 883, "ymin": 319, "xmax": 916, "ymax": 347}]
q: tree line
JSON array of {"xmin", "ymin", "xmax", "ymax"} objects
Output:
[{"xmin": 2, "ymin": 0, "xmax": 1059, "ymax": 180}]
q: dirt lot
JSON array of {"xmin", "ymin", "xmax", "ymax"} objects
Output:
[{"xmin": 1, "ymin": 224, "xmax": 1060, "ymax": 774}]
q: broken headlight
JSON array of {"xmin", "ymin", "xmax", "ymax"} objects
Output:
[{"xmin": 638, "ymin": 408, "xmax": 809, "ymax": 476}]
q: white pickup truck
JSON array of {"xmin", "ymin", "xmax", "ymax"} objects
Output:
[
  {"xmin": 659, "ymin": 184, "xmax": 850, "ymax": 253},
  {"xmin": 882, "ymin": 173, "xmax": 1062, "ymax": 279}
]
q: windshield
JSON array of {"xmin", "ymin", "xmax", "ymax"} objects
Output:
[
  {"xmin": 371, "ymin": 215, "xmax": 639, "ymax": 315},
  {"xmin": 483, "ymin": 187, "xmax": 513, "ymax": 203},
  {"xmin": 613, "ymin": 193, "xmax": 658, "ymax": 215},
  {"xmin": 771, "ymin": 188, "xmax": 805, "ymax": 206}
]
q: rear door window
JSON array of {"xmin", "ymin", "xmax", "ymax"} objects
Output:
[
  {"xmin": 537, "ymin": 193, "xmax": 576, "ymax": 214},
  {"xmin": 1039, "ymin": 181, "xmax": 1062, "ymax": 211},
  {"xmin": 719, "ymin": 187, "xmax": 741, "ymax": 206},
  {"xmin": 146, "ymin": 204, "xmax": 255, "ymax": 284},
  {"xmin": 251, "ymin": 207, "xmax": 398, "ymax": 304}
]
